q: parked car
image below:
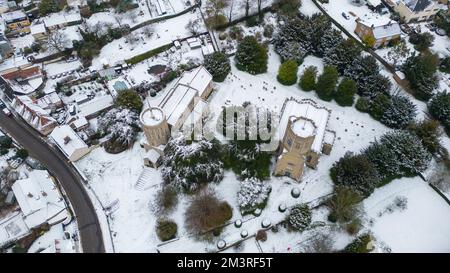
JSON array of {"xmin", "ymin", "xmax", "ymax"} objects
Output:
[
  {"xmin": 2, "ymin": 108, "xmax": 11, "ymax": 116},
  {"xmin": 435, "ymin": 28, "xmax": 446, "ymax": 36},
  {"xmin": 342, "ymin": 12, "xmax": 349, "ymax": 19}
]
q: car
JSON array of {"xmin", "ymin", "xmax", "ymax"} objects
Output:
[
  {"xmin": 51, "ymin": 75, "xmax": 56, "ymax": 79},
  {"xmin": 435, "ymin": 28, "xmax": 446, "ymax": 36},
  {"xmin": 0, "ymin": 100, "xmax": 5, "ymax": 109},
  {"xmin": 2, "ymin": 108, "xmax": 11, "ymax": 116},
  {"xmin": 342, "ymin": 12, "xmax": 349, "ymax": 19}
]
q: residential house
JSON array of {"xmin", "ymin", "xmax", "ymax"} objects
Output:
[
  {"xmin": 30, "ymin": 23, "xmax": 47, "ymax": 41},
  {"xmin": 386, "ymin": 0, "xmax": 446, "ymax": 22},
  {"xmin": 49, "ymin": 125, "xmax": 91, "ymax": 161},
  {"xmin": 274, "ymin": 98, "xmax": 336, "ymax": 182},
  {"xmin": 11, "ymin": 170, "xmax": 70, "ymax": 229},
  {"xmin": 355, "ymin": 18, "xmax": 401, "ymax": 47},
  {"xmin": 11, "ymin": 95, "xmax": 57, "ymax": 135},
  {"xmin": 2, "ymin": 10, "xmax": 30, "ymax": 33},
  {"xmin": 1, "ymin": 66, "xmax": 44, "ymax": 98},
  {"xmin": 0, "ymin": 33, "xmax": 13, "ymax": 59}
]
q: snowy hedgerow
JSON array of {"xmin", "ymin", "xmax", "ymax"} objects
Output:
[
  {"xmin": 380, "ymin": 94, "xmax": 417, "ymax": 129},
  {"xmin": 299, "ymin": 66, "xmax": 317, "ymax": 91},
  {"xmin": 203, "ymin": 51, "xmax": 231, "ymax": 82},
  {"xmin": 324, "ymin": 39, "xmax": 362, "ymax": 74},
  {"xmin": 235, "ymin": 36, "xmax": 268, "ymax": 75},
  {"xmin": 288, "ymin": 204, "xmax": 312, "ymax": 232},
  {"xmin": 238, "ymin": 178, "xmax": 272, "ymax": 215},
  {"xmin": 161, "ymin": 135, "xmax": 224, "ymax": 193},
  {"xmin": 344, "ymin": 56, "xmax": 391, "ymax": 98},
  {"xmin": 98, "ymin": 107, "xmax": 140, "ymax": 154},
  {"xmin": 402, "ymin": 53, "xmax": 439, "ymax": 101},
  {"xmin": 330, "ymin": 152, "xmax": 379, "ymax": 197},
  {"xmin": 428, "ymin": 91, "xmax": 450, "ymax": 134},
  {"xmin": 378, "ymin": 131, "xmax": 431, "ymax": 177},
  {"xmin": 277, "ymin": 59, "xmax": 298, "ymax": 86}
]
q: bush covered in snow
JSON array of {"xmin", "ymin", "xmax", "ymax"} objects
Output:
[
  {"xmin": 156, "ymin": 219, "xmax": 177, "ymax": 242},
  {"xmin": 235, "ymin": 36, "xmax": 268, "ymax": 75},
  {"xmin": 428, "ymin": 91, "xmax": 450, "ymax": 135},
  {"xmin": 115, "ymin": 89, "xmax": 143, "ymax": 113},
  {"xmin": 380, "ymin": 94, "xmax": 417, "ymax": 129},
  {"xmin": 402, "ymin": 52, "xmax": 439, "ymax": 101},
  {"xmin": 161, "ymin": 136, "xmax": 224, "ymax": 193},
  {"xmin": 237, "ymin": 178, "xmax": 271, "ymax": 215},
  {"xmin": 287, "ymin": 204, "xmax": 312, "ymax": 232},
  {"xmin": 204, "ymin": 51, "xmax": 231, "ymax": 82},
  {"xmin": 98, "ymin": 108, "xmax": 140, "ymax": 154},
  {"xmin": 324, "ymin": 39, "xmax": 362, "ymax": 74}
]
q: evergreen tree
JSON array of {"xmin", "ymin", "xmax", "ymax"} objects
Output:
[
  {"xmin": 316, "ymin": 28, "xmax": 344, "ymax": 58},
  {"xmin": 402, "ymin": 53, "xmax": 439, "ymax": 101},
  {"xmin": 204, "ymin": 51, "xmax": 231, "ymax": 82},
  {"xmin": 407, "ymin": 119, "xmax": 443, "ymax": 155},
  {"xmin": 277, "ymin": 59, "xmax": 298, "ymax": 85},
  {"xmin": 288, "ymin": 204, "xmax": 312, "ymax": 232},
  {"xmin": 370, "ymin": 93, "xmax": 391, "ymax": 121},
  {"xmin": 115, "ymin": 89, "xmax": 143, "ymax": 113},
  {"xmin": 330, "ymin": 152, "xmax": 379, "ymax": 197},
  {"xmin": 345, "ymin": 55, "xmax": 391, "ymax": 98},
  {"xmin": 324, "ymin": 39, "xmax": 362, "ymax": 74},
  {"xmin": 409, "ymin": 32, "xmax": 434, "ymax": 51},
  {"xmin": 334, "ymin": 78, "xmax": 357, "ymax": 107},
  {"xmin": 316, "ymin": 65, "xmax": 338, "ymax": 101},
  {"xmin": 235, "ymin": 36, "xmax": 268, "ymax": 75},
  {"xmin": 364, "ymin": 141, "xmax": 399, "ymax": 181},
  {"xmin": 380, "ymin": 94, "xmax": 417, "ymax": 129},
  {"xmin": 299, "ymin": 66, "xmax": 318, "ymax": 91},
  {"xmin": 355, "ymin": 97, "xmax": 371, "ymax": 113},
  {"xmin": 428, "ymin": 91, "xmax": 450, "ymax": 134}
]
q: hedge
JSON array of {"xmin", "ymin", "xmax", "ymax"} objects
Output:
[{"xmin": 125, "ymin": 44, "xmax": 173, "ymax": 65}]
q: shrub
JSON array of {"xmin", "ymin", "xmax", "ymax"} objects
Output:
[
  {"xmin": 428, "ymin": 91, "xmax": 450, "ymax": 135},
  {"xmin": 15, "ymin": 149, "xmax": 29, "ymax": 159},
  {"xmin": 287, "ymin": 204, "xmax": 312, "ymax": 232},
  {"xmin": 246, "ymin": 16, "xmax": 260, "ymax": 27},
  {"xmin": 316, "ymin": 65, "xmax": 339, "ymax": 101},
  {"xmin": 204, "ymin": 51, "xmax": 231, "ymax": 82},
  {"xmin": 409, "ymin": 32, "xmax": 434, "ymax": 51},
  {"xmin": 334, "ymin": 78, "xmax": 357, "ymax": 107},
  {"xmin": 330, "ymin": 152, "xmax": 379, "ymax": 197},
  {"xmin": 327, "ymin": 186, "xmax": 362, "ymax": 224},
  {"xmin": 402, "ymin": 52, "xmax": 439, "ymax": 101},
  {"xmin": 115, "ymin": 89, "xmax": 143, "ymax": 113},
  {"xmin": 184, "ymin": 189, "xmax": 233, "ymax": 238},
  {"xmin": 407, "ymin": 119, "xmax": 443, "ymax": 155},
  {"xmin": 125, "ymin": 44, "xmax": 172, "ymax": 65},
  {"xmin": 440, "ymin": 57, "xmax": 450, "ymax": 74},
  {"xmin": 362, "ymin": 34, "xmax": 376, "ymax": 47},
  {"xmin": 343, "ymin": 234, "xmax": 373, "ymax": 253},
  {"xmin": 380, "ymin": 94, "xmax": 417, "ymax": 129},
  {"xmin": 235, "ymin": 36, "xmax": 268, "ymax": 75},
  {"xmin": 0, "ymin": 136, "xmax": 12, "ymax": 148},
  {"xmin": 277, "ymin": 60, "xmax": 298, "ymax": 86},
  {"xmin": 370, "ymin": 93, "xmax": 391, "ymax": 121},
  {"xmin": 299, "ymin": 66, "xmax": 317, "ymax": 91},
  {"xmin": 237, "ymin": 178, "xmax": 271, "ymax": 215},
  {"xmin": 155, "ymin": 185, "xmax": 179, "ymax": 214},
  {"xmin": 355, "ymin": 97, "xmax": 371, "ymax": 113},
  {"xmin": 0, "ymin": 148, "xmax": 8, "ymax": 156},
  {"xmin": 206, "ymin": 14, "xmax": 228, "ymax": 30},
  {"xmin": 256, "ymin": 230, "xmax": 267, "ymax": 242},
  {"xmin": 263, "ymin": 24, "xmax": 274, "ymax": 38},
  {"xmin": 156, "ymin": 219, "xmax": 177, "ymax": 242}
]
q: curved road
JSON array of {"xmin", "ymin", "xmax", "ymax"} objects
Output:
[{"xmin": 0, "ymin": 111, "xmax": 105, "ymax": 253}]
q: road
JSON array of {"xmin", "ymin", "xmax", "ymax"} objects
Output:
[{"xmin": 0, "ymin": 112, "xmax": 105, "ymax": 253}]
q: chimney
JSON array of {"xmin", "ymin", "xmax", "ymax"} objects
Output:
[{"xmin": 63, "ymin": 136, "xmax": 71, "ymax": 144}]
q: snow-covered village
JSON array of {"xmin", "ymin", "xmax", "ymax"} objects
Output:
[{"xmin": 0, "ymin": 0, "xmax": 449, "ymax": 255}]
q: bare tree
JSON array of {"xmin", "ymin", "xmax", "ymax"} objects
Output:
[
  {"xmin": 256, "ymin": 0, "xmax": 266, "ymax": 18},
  {"xmin": 241, "ymin": 0, "xmax": 252, "ymax": 17},
  {"xmin": 227, "ymin": 0, "xmax": 234, "ymax": 22},
  {"xmin": 46, "ymin": 30, "xmax": 70, "ymax": 53},
  {"xmin": 301, "ymin": 232, "xmax": 335, "ymax": 253},
  {"xmin": 125, "ymin": 32, "xmax": 138, "ymax": 45},
  {"xmin": 185, "ymin": 19, "xmax": 202, "ymax": 35},
  {"xmin": 141, "ymin": 25, "xmax": 154, "ymax": 38},
  {"xmin": 205, "ymin": 0, "xmax": 230, "ymax": 27}
]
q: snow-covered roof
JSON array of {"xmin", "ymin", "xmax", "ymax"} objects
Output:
[
  {"xmin": 78, "ymin": 95, "xmax": 113, "ymax": 118},
  {"xmin": 178, "ymin": 66, "xmax": 212, "ymax": 98},
  {"xmin": 0, "ymin": 212, "xmax": 29, "ymax": 246},
  {"xmin": 358, "ymin": 18, "xmax": 401, "ymax": 39},
  {"xmin": 184, "ymin": 99, "xmax": 207, "ymax": 128},
  {"xmin": 12, "ymin": 95, "xmax": 57, "ymax": 133},
  {"xmin": 367, "ymin": 0, "xmax": 382, "ymax": 6},
  {"xmin": 11, "ymin": 170, "xmax": 68, "ymax": 229},
  {"xmin": 291, "ymin": 117, "xmax": 317, "ymax": 138},
  {"xmin": 43, "ymin": 12, "xmax": 81, "ymax": 28},
  {"xmin": 50, "ymin": 125, "xmax": 88, "ymax": 158},
  {"xmin": 141, "ymin": 107, "xmax": 165, "ymax": 126},
  {"xmin": 405, "ymin": 0, "xmax": 433, "ymax": 12},
  {"xmin": 72, "ymin": 117, "xmax": 88, "ymax": 129},
  {"xmin": 160, "ymin": 85, "xmax": 197, "ymax": 126},
  {"xmin": 145, "ymin": 148, "xmax": 161, "ymax": 163},
  {"xmin": 279, "ymin": 98, "xmax": 331, "ymax": 153},
  {"xmin": 2, "ymin": 10, "xmax": 27, "ymax": 23},
  {"xmin": 30, "ymin": 24, "xmax": 46, "ymax": 35}
]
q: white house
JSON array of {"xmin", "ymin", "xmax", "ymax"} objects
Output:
[
  {"xmin": 50, "ymin": 125, "xmax": 91, "ymax": 161},
  {"xmin": 11, "ymin": 170, "xmax": 70, "ymax": 229}
]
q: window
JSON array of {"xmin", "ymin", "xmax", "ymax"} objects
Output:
[
  {"xmin": 287, "ymin": 138, "xmax": 293, "ymax": 147},
  {"xmin": 284, "ymin": 171, "xmax": 291, "ymax": 177}
]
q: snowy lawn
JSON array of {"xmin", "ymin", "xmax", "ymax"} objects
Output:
[{"xmin": 364, "ymin": 177, "xmax": 450, "ymax": 253}]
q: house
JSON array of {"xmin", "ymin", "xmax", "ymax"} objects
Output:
[
  {"xmin": 386, "ymin": 0, "xmax": 446, "ymax": 22},
  {"xmin": 355, "ymin": 18, "xmax": 401, "ymax": 47},
  {"xmin": 274, "ymin": 98, "xmax": 336, "ymax": 182},
  {"xmin": 35, "ymin": 92, "xmax": 63, "ymax": 112},
  {"xmin": 77, "ymin": 94, "xmax": 114, "ymax": 119},
  {"xmin": 42, "ymin": 12, "xmax": 82, "ymax": 31},
  {"xmin": 11, "ymin": 95, "xmax": 57, "ymax": 135},
  {"xmin": 11, "ymin": 170, "xmax": 70, "ymax": 229},
  {"xmin": 1, "ymin": 66, "xmax": 44, "ymax": 98},
  {"xmin": 143, "ymin": 148, "xmax": 163, "ymax": 169},
  {"xmin": 30, "ymin": 24, "xmax": 47, "ymax": 41},
  {"xmin": 0, "ymin": 0, "xmax": 9, "ymax": 14},
  {"xmin": 49, "ymin": 125, "xmax": 91, "ymax": 161},
  {"xmin": 0, "ymin": 33, "xmax": 13, "ymax": 59},
  {"xmin": 2, "ymin": 10, "xmax": 30, "ymax": 33}
]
